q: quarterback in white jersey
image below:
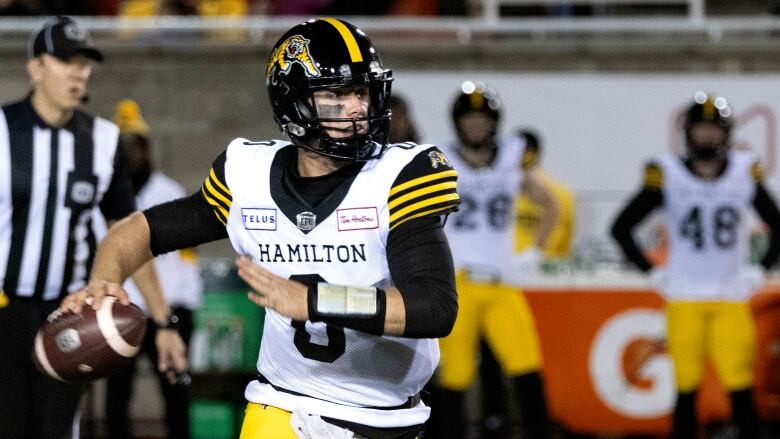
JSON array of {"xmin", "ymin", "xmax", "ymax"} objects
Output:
[
  {"xmin": 433, "ymin": 82, "xmax": 558, "ymax": 439},
  {"xmin": 64, "ymin": 18, "xmax": 460, "ymax": 439},
  {"xmin": 612, "ymin": 93, "xmax": 780, "ymax": 439}
]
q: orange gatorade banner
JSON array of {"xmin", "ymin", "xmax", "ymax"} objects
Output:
[{"xmin": 523, "ymin": 281, "xmax": 780, "ymax": 436}]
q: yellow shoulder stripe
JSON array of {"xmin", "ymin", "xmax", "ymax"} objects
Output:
[
  {"xmin": 388, "ymin": 181, "xmax": 457, "ymax": 210},
  {"xmin": 319, "ymin": 17, "xmax": 363, "ymax": 62},
  {"xmin": 390, "ymin": 170, "xmax": 457, "ymax": 197},
  {"xmin": 751, "ymin": 162, "xmax": 764, "ymax": 182},
  {"xmin": 204, "ymin": 177, "xmax": 232, "ymax": 209},
  {"xmin": 209, "ymin": 168, "xmax": 231, "ymax": 196},
  {"xmin": 202, "ymin": 186, "xmax": 229, "ymax": 221},
  {"xmin": 390, "ymin": 205, "xmax": 457, "ymax": 231},
  {"xmin": 644, "ymin": 164, "xmax": 663, "ymax": 189},
  {"xmin": 389, "ymin": 193, "xmax": 460, "ymax": 224},
  {"xmin": 212, "ymin": 210, "xmax": 227, "ymax": 225}
]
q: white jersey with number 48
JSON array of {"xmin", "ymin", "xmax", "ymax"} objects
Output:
[{"xmin": 659, "ymin": 150, "xmax": 758, "ymax": 300}]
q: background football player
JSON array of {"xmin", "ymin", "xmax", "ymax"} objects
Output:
[
  {"xmin": 436, "ymin": 81, "xmax": 558, "ymax": 439},
  {"xmin": 611, "ymin": 92, "xmax": 780, "ymax": 438},
  {"xmin": 514, "ymin": 129, "xmax": 575, "ymax": 263},
  {"xmin": 477, "ymin": 127, "xmax": 576, "ymax": 438},
  {"xmin": 61, "ymin": 18, "xmax": 461, "ymax": 439}
]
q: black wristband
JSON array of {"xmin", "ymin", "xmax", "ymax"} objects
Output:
[{"xmin": 307, "ymin": 284, "xmax": 387, "ymax": 336}]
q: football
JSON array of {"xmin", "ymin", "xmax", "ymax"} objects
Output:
[{"xmin": 33, "ymin": 296, "xmax": 147, "ymax": 382}]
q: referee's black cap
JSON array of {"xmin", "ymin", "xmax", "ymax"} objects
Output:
[{"xmin": 29, "ymin": 16, "xmax": 103, "ymax": 62}]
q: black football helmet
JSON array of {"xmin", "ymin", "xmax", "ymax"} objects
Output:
[
  {"xmin": 451, "ymin": 81, "xmax": 501, "ymax": 149},
  {"xmin": 266, "ymin": 18, "xmax": 393, "ymax": 162},
  {"xmin": 683, "ymin": 92, "xmax": 733, "ymax": 160}
]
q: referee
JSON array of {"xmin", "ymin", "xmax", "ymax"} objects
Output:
[{"xmin": 0, "ymin": 17, "xmax": 186, "ymax": 439}]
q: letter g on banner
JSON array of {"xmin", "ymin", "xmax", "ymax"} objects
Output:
[{"xmin": 588, "ymin": 309, "xmax": 675, "ymax": 418}]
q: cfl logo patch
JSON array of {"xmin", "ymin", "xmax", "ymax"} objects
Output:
[{"xmin": 297, "ymin": 211, "xmax": 317, "ymax": 231}]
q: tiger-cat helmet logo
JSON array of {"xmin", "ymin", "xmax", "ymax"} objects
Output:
[{"xmin": 266, "ymin": 35, "xmax": 320, "ymax": 84}]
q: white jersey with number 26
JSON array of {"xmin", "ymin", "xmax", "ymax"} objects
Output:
[{"xmin": 443, "ymin": 135, "xmax": 524, "ymax": 276}]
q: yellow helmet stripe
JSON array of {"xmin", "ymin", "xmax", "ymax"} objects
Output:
[{"xmin": 319, "ymin": 17, "xmax": 363, "ymax": 62}]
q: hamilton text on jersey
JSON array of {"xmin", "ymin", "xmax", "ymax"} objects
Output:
[{"xmin": 256, "ymin": 243, "xmax": 367, "ymax": 263}]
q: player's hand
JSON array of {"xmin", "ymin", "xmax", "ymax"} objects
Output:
[
  {"xmin": 236, "ymin": 256, "xmax": 309, "ymax": 321},
  {"xmin": 59, "ymin": 280, "xmax": 131, "ymax": 314},
  {"xmin": 155, "ymin": 328, "xmax": 188, "ymax": 382}
]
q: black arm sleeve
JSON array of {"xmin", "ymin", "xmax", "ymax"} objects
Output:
[
  {"xmin": 387, "ymin": 215, "xmax": 458, "ymax": 338},
  {"xmin": 753, "ymin": 183, "xmax": 780, "ymax": 269},
  {"xmin": 144, "ymin": 191, "xmax": 228, "ymax": 256},
  {"xmin": 610, "ymin": 188, "xmax": 663, "ymax": 273},
  {"xmin": 99, "ymin": 145, "xmax": 137, "ymax": 221}
]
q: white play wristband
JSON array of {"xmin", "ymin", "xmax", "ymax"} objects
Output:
[{"xmin": 316, "ymin": 282, "xmax": 378, "ymax": 316}]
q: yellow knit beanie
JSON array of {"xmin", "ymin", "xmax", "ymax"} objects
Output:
[{"xmin": 113, "ymin": 99, "xmax": 150, "ymax": 137}]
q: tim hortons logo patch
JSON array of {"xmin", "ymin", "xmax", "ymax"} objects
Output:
[{"xmin": 337, "ymin": 207, "xmax": 379, "ymax": 231}]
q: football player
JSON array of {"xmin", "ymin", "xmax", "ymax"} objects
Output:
[
  {"xmin": 611, "ymin": 92, "xmax": 780, "ymax": 438},
  {"xmin": 61, "ymin": 18, "xmax": 460, "ymax": 439},
  {"xmin": 477, "ymin": 128, "xmax": 575, "ymax": 438},
  {"xmin": 514, "ymin": 129, "xmax": 575, "ymax": 261},
  {"xmin": 436, "ymin": 82, "xmax": 558, "ymax": 439}
]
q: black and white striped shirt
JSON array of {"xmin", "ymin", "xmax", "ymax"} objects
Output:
[{"xmin": 0, "ymin": 97, "xmax": 135, "ymax": 301}]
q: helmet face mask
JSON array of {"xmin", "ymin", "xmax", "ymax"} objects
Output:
[
  {"xmin": 687, "ymin": 121, "xmax": 728, "ymax": 161},
  {"xmin": 456, "ymin": 111, "xmax": 497, "ymax": 148},
  {"xmin": 266, "ymin": 19, "xmax": 393, "ymax": 162},
  {"xmin": 684, "ymin": 92, "xmax": 732, "ymax": 161},
  {"xmin": 451, "ymin": 81, "xmax": 501, "ymax": 150}
]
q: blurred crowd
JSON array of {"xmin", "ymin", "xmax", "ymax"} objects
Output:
[
  {"xmin": 2, "ymin": 0, "xmax": 778, "ymax": 18},
  {"xmin": 0, "ymin": 0, "xmax": 443, "ymax": 18}
]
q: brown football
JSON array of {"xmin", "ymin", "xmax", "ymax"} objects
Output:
[{"xmin": 33, "ymin": 296, "xmax": 147, "ymax": 382}]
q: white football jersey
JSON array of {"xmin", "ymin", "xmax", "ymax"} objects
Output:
[
  {"xmin": 443, "ymin": 136, "xmax": 524, "ymax": 277},
  {"xmin": 201, "ymin": 139, "xmax": 459, "ymax": 427},
  {"xmin": 659, "ymin": 150, "xmax": 758, "ymax": 300},
  {"xmin": 124, "ymin": 172, "xmax": 203, "ymax": 311}
]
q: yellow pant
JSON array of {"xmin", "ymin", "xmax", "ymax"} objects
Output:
[
  {"xmin": 666, "ymin": 301, "xmax": 756, "ymax": 392},
  {"xmin": 438, "ymin": 271, "xmax": 542, "ymax": 391},
  {"xmin": 239, "ymin": 402, "xmax": 421, "ymax": 438},
  {"xmin": 239, "ymin": 403, "xmax": 298, "ymax": 439}
]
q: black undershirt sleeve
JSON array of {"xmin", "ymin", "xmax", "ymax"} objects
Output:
[
  {"xmin": 144, "ymin": 191, "xmax": 228, "ymax": 256},
  {"xmin": 387, "ymin": 215, "xmax": 458, "ymax": 338},
  {"xmin": 99, "ymin": 145, "xmax": 137, "ymax": 221},
  {"xmin": 753, "ymin": 183, "xmax": 780, "ymax": 269},
  {"xmin": 610, "ymin": 188, "xmax": 663, "ymax": 273}
]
